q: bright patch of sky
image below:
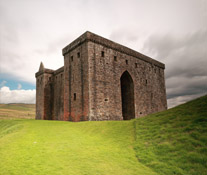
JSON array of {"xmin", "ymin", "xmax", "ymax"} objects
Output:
[{"xmin": 0, "ymin": 78, "xmax": 35, "ymax": 90}]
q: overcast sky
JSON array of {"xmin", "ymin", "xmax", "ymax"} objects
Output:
[{"xmin": 0, "ymin": 0, "xmax": 206, "ymax": 108}]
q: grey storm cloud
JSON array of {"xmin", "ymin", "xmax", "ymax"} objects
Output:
[
  {"xmin": 143, "ymin": 30, "xmax": 207, "ymax": 107},
  {"xmin": 143, "ymin": 30, "xmax": 207, "ymax": 78}
]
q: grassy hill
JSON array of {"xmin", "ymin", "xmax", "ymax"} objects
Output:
[
  {"xmin": 0, "ymin": 95, "xmax": 206, "ymax": 175},
  {"xmin": 134, "ymin": 95, "xmax": 207, "ymax": 175},
  {"xmin": 0, "ymin": 104, "xmax": 35, "ymax": 119}
]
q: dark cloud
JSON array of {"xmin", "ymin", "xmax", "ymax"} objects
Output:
[
  {"xmin": 143, "ymin": 30, "xmax": 207, "ymax": 78},
  {"xmin": 166, "ymin": 76, "xmax": 207, "ymax": 99},
  {"xmin": 143, "ymin": 30, "xmax": 207, "ymax": 107},
  {"xmin": 167, "ymin": 93, "xmax": 206, "ymax": 109}
]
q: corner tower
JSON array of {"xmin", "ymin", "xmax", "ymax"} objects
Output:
[
  {"xmin": 35, "ymin": 62, "xmax": 54, "ymax": 120},
  {"xmin": 62, "ymin": 32, "xmax": 90, "ymax": 121}
]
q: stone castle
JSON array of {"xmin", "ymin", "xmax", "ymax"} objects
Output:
[{"xmin": 35, "ymin": 31, "xmax": 167, "ymax": 122}]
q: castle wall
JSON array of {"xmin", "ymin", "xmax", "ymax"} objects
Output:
[
  {"xmin": 88, "ymin": 41, "xmax": 122, "ymax": 120},
  {"xmin": 63, "ymin": 42, "xmax": 89, "ymax": 122},
  {"xmin": 87, "ymin": 41, "xmax": 167, "ymax": 120},
  {"xmin": 36, "ymin": 74, "xmax": 44, "ymax": 119},
  {"xmin": 53, "ymin": 67, "xmax": 64, "ymax": 120},
  {"xmin": 43, "ymin": 73, "xmax": 53, "ymax": 120},
  {"xmin": 36, "ymin": 70, "xmax": 54, "ymax": 120}
]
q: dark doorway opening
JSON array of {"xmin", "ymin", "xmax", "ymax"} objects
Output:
[{"xmin": 120, "ymin": 71, "xmax": 135, "ymax": 120}]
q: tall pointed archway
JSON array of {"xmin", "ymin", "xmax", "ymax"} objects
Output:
[{"xmin": 120, "ymin": 71, "xmax": 135, "ymax": 120}]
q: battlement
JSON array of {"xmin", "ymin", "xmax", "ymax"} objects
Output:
[{"xmin": 62, "ymin": 31, "xmax": 165, "ymax": 69}]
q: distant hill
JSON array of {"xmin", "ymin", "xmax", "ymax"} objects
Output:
[
  {"xmin": 0, "ymin": 96, "xmax": 206, "ymax": 175},
  {"xmin": 0, "ymin": 103, "xmax": 35, "ymax": 119}
]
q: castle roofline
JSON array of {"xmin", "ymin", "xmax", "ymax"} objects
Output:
[
  {"xmin": 35, "ymin": 66, "xmax": 64, "ymax": 77},
  {"xmin": 54, "ymin": 66, "xmax": 64, "ymax": 75},
  {"xmin": 62, "ymin": 31, "xmax": 165, "ymax": 69},
  {"xmin": 35, "ymin": 68, "xmax": 54, "ymax": 77}
]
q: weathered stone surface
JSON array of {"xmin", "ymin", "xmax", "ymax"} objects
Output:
[{"xmin": 35, "ymin": 31, "xmax": 167, "ymax": 122}]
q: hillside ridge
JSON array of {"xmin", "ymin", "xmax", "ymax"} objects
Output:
[{"xmin": 133, "ymin": 95, "xmax": 207, "ymax": 175}]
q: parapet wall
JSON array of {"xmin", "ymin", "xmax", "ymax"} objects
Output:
[{"xmin": 62, "ymin": 31, "xmax": 164, "ymax": 69}]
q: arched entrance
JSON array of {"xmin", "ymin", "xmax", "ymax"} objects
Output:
[{"xmin": 120, "ymin": 71, "xmax": 135, "ymax": 120}]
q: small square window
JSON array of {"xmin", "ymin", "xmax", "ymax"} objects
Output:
[
  {"xmin": 101, "ymin": 51, "xmax": 104, "ymax": 57},
  {"xmin": 77, "ymin": 52, "xmax": 80, "ymax": 58},
  {"xmin": 114, "ymin": 56, "xmax": 117, "ymax": 61}
]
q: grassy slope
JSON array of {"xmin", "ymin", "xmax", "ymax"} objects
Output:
[
  {"xmin": 0, "ymin": 95, "xmax": 206, "ymax": 175},
  {"xmin": 0, "ymin": 120, "xmax": 155, "ymax": 175},
  {"xmin": 134, "ymin": 95, "xmax": 207, "ymax": 175}
]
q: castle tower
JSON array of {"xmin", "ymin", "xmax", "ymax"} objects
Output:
[
  {"xmin": 35, "ymin": 62, "xmax": 54, "ymax": 120},
  {"xmin": 63, "ymin": 34, "xmax": 89, "ymax": 121}
]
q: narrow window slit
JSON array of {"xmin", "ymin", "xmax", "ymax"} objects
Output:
[{"xmin": 101, "ymin": 51, "xmax": 104, "ymax": 57}]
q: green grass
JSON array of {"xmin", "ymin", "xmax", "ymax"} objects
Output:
[
  {"xmin": 0, "ymin": 120, "xmax": 155, "ymax": 175},
  {"xmin": 0, "ymin": 95, "xmax": 206, "ymax": 175},
  {"xmin": 134, "ymin": 95, "xmax": 207, "ymax": 175}
]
